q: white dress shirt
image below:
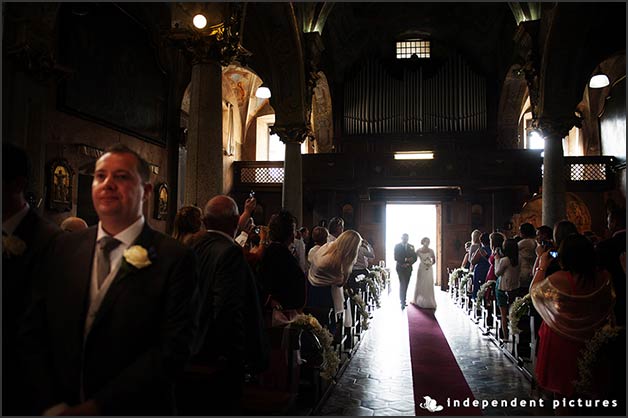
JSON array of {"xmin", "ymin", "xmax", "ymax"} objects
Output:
[{"xmin": 85, "ymin": 216, "xmax": 145, "ymax": 338}]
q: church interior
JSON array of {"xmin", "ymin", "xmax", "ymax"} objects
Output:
[{"xmin": 2, "ymin": 2, "xmax": 626, "ymax": 416}]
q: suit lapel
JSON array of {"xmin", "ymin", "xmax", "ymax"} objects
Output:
[
  {"xmin": 69, "ymin": 228, "xmax": 98, "ymax": 340},
  {"xmin": 90, "ymin": 224, "xmax": 156, "ymax": 331}
]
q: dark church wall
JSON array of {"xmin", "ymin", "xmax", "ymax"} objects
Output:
[{"xmin": 3, "ymin": 3, "xmax": 182, "ymax": 233}]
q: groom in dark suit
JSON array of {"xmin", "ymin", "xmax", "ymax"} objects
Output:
[
  {"xmin": 394, "ymin": 233, "xmax": 417, "ymax": 309},
  {"xmin": 19, "ymin": 144, "xmax": 199, "ymax": 415},
  {"xmin": 2, "ymin": 143, "xmax": 62, "ymax": 415}
]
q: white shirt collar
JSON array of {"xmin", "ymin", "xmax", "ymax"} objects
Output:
[
  {"xmin": 97, "ymin": 215, "xmax": 145, "ymax": 246},
  {"xmin": 3, "ymin": 203, "xmax": 30, "ymax": 235},
  {"xmin": 207, "ymin": 229, "xmax": 235, "ymax": 243}
]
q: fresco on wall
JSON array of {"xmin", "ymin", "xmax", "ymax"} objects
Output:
[
  {"xmin": 512, "ymin": 193, "xmax": 592, "ymax": 233},
  {"xmin": 312, "ymin": 71, "xmax": 334, "ymax": 153}
]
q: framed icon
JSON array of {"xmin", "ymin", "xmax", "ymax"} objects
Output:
[
  {"xmin": 154, "ymin": 182, "xmax": 168, "ymax": 220},
  {"xmin": 47, "ymin": 158, "xmax": 74, "ymax": 212}
]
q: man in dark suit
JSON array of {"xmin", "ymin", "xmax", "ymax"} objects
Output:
[
  {"xmin": 2, "ymin": 143, "xmax": 62, "ymax": 415},
  {"xmin": 178, "ymin": 195, "xmax": 268, "ymax": 415},
  {"xmin": 19, "ymin": 144, "xmax": 198, "ymax": 415},
  {"xmin": 394, "ymin": 233, "xmax": 417, "ymax": 309},
  {"xmin": 596, "ymin": 208, "xmax": 626, "ymax": 325}
]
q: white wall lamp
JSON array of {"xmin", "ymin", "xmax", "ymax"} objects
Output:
[
  {"xmin": 255, "ymin": 85, "xmax": 271, "ymax": 99},
  {"xmin": 589, "ymin": 72, "xmax": 610, "ymax": 89}
]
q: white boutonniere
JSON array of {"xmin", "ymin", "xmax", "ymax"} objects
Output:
[
  {"xmin": 123, "ymin": 245, "xmax": 152, "ymax": 269},
  {"xmin": 2, "ymin": 235, "xmax": 27, "ymax": 258}
]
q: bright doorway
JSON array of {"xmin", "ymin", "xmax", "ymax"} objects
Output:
[{"xmin": 385, "ymin": 203, "xmax": 438, "ymax": 300}]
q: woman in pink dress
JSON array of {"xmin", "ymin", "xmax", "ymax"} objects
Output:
[{"xmin": 530, "ymin": 233, "xmax": 614, "ymax": 401}]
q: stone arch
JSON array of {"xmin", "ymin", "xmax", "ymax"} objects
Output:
[
  {"xmin": 242, "ymin": 3, "xmax": 309, "ymax": 130},
  {"xmin": 496, "ymin": 65, "xmax": 529, "ymax": 149},
  {"xmin": 539, "ymin": 3, "xmax": 625, "ymax": 124}
]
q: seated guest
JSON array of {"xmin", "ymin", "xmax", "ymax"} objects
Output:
[
  {"xmin": 60, "ymin": 216, "xmax": 88, "ymax": 232},
  {"xmin": 172, "ymin": 205, "xmax": 204, "ymax": 247},
  {"xmin": 531, "ymin": 233, "xmax": 614, "ymax": 404},
  {"xmin": 179, "ymin": 195, "xmax": 268, "ymax": 415},
  {"xmin": 257, "ymin": 210, "xmax": 307, "ymax": 310},
  {"xmin": 308, "ymin": 230, "xmax": 363, "ymax": 316}
]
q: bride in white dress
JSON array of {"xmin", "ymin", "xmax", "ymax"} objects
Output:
[{"xmin": 412, "ymin": 237, "xmax": 437, "ymax": 309}]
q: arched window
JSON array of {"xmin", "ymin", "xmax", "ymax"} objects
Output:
[{"xmin": 255, "ymin": 114, "xmax": 307, "ymax": 161}]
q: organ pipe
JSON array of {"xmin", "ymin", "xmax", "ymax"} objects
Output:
[{"xmin": 342, "ymin": 52, "xmax": 486, "ymax": 136}]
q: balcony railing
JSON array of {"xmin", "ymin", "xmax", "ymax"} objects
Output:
[
  {"xmin": 232, "ymin": 155, "xmax": 617, "ymax": 194},
  {"xmin": 563, "ymin": 156, "xmax": 616, "ymax": 191}
]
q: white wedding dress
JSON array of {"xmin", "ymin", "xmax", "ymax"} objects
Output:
[{"xmin": 412, "ymin": 249, "xmax": 437, "ymax": 309}]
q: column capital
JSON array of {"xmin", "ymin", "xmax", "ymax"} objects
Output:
[
  {"xmin": 271, "ymin": 124, "xmax": 314, "ymax": 145},
  {"xmin": 535, "ymin": 116, "xmax": 577, "ymax": 140},
  {"xmin": 167, "ymin": 4, "xmax": 250, "ymax": 66}
]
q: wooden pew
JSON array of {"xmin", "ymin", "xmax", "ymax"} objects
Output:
[{"xmin": 241, "ymin": 325, "xmax": 302, "ymax": 415}]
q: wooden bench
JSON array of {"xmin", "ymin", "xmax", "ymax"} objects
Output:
[{"xmin": 241, "ymin": 325, "xmax": 302, "ymax": 415}]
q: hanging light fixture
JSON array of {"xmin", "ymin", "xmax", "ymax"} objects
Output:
[
  {"xmin": 589, "ymin": 72, "xmax": 610, "ymax": 89},
  {"xmin": 255, "ymin": 85, "xmax": 271, "ymax": 99},
  {"xmin": 192, "ymin": 14, "xmax": 207, "ymax": 29}
]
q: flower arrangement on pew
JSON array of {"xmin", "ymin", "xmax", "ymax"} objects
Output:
[
  {"xmin": 458, "ymin": 272, "xmax": 472, "ymax": 294},
  {"xmin": 574, "ymin": 324, "xmax": 625, "ymax": 397},
  {"xmin": 289, "ymin": 314, "xmax": 340, "ymax": 380},
  {"xmin": 345, "ymin": 288, "xmax": 370, "ymax": 330},
  {"xmin": 449, "ymin": 267, "xmax": 468, "ymax": 288},
  {"xmin": 476, "ymin": 280, "xmax": 495, "ymax": 305},
  {"xmin": 508, "ymin": 293, "xmax": 531, "ymax": 334},
  {"xmin": 370, "ymin": 265, "xmax": 390, "ymax": 288},
  {"xmin": 364, "ymin": 272, "xmax": 382, "ymax": 308}
]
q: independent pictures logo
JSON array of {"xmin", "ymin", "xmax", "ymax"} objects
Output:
[{"xmin": 419, "ymin": 395, "xmax": 444, "ymax": 412}]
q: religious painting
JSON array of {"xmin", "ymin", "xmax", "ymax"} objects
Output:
[
  {"xmin": 47, "ymin": 159, "xmax": 74, "ymax": 212},
  {"xmin": 513, "ymin": 193, "xmax": 592, "ymax": 233},
  {"xmin": 154, "ymin": 183, "xmax": 168, "ymax": 220}
]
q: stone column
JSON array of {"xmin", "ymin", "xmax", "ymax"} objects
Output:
[
  {"xmin": 185, "ymin": 59, "xmax": 223, "ymax": 207},
  {"xmin": 538, "ymin": 118, "xmax": 572, "ymax": 228},
  {"xmin": 168, "ymin": 3, "xmax": 249, "ymax": 207},
  {"xmin": 271, "ymin": 125, "xmax": 312, "ymax": 224}
]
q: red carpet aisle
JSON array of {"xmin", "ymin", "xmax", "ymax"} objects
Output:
[{"xmin": 407, "ymin": 304, "xmax": 482, "ymax": 416}]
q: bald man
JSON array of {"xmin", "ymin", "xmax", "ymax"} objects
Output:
[
  {"xmin": 60, "ymin": 216, "xmax": 88, "ymax": 232},
  {"xmin": 177, "ymin": 195, "xmax": 268, "ymax": 415}
]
